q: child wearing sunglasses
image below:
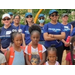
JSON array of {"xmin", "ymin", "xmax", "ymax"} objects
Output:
[{"xmin": 43, "ymin": 9, "xmax": 65, "ymax": 64}]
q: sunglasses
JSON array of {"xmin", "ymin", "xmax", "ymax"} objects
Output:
[
  {"xmin": 39, "ymin": 17, "xmax": 44, "ymax": 20},
  {"xmin": 26, "ymin": 15, "xmax": 32, "ymax": 18},
  {"xmin": 3, "ymin": 18, "xmax": 10, "ymax": 21},
  {"xmin": 50, "ymin": 14, "xmax": 58, "ymax": 17}
]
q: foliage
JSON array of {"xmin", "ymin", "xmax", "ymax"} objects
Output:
[{"xmin": 0, "ymin": 9, "xmax": 75, "ymax": 27}]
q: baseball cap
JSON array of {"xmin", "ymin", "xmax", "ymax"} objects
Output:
[
  {"xmin": 2, "ymin": 13, "xmax": 11, "ymax": 19},
  {"xmin": 38, "ymin": 14, "xmax": 45, "ymax": 18},
  {"xmin": 25, "ymin": 12, "xmax": 33, "ymax": 18},
  {"xmin": 8, "ymin": 12, "xmax": 13, "ymax": 15},
  {"xmin": 49, "ymin": 9, "xmax": 58, "ymax": 15},
  {"xmin": 62, "ymin": 13, "xmax": 68, "ymax": 17}
]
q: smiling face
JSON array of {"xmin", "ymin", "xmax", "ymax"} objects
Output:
[
  {"xmin": 2, "ymin": 17, "xmax": 11, "ymax": 26},
  {"xmin": 49, "ymin": 12, "xmax": 58, "ymax": 21},
  {"xmin": 62, "ymin": 15, "xmax": 68, "ymax": 22},
  {"xmin": 13, "ymin": 34, "xmax": 22, "ymax": 47},
  {"xmin": 14, "ymin": 15, "xmax": 20, "ymax": 25}
]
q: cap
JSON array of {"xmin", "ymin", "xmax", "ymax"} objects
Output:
[
  {"xmin": 49, "ymin": 9, "xmax": 58, "ymax": 15},
  {"xmin": 8, "ymin": 12, "xmax": 13, "ymax": 15},
  {"xmin": 25, "ymin": 12, "xmax": 33, "ymax": 18},
  {"xmin": 62, "ymin": 13, "xmax": 68, "ymax": 17},
  {"xmin": 2, "ymin": 13, "xmax": 11, "ymax": 19},
  {"xmin": 38, "ymin": 14, "xmax": 45, "ymax": 18}
]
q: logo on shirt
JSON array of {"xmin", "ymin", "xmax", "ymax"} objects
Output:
[
  {"xmin": 25, "ymin": 31, "xmax": 30, "ymax": 34},
  {"xmin": 64, "ymin": 26, "xmax": 70, "ymax": 31},
  {"xmin": 48, "ymin": 28, "xmax": 61, "ymax": 32}
]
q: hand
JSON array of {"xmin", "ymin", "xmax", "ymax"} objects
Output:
[
  {"xmin": 1, "ymin": 46, "xmax": 7, "ymax": 53},
  {"xmin": 49, "ymin": 34, "xmax": 54, "ymax": 38},
  {"xmin": 64, "ymin": 42, "xmax": 70, "ymax": 47}
]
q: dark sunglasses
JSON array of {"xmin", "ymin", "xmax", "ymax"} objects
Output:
[
  {"xmin": 50, "ymin": 14, "xmax": 58, "ymax": 17},
  {"xmin": 3, "ymin": 18, "xmax": 10, "ymax": 21},
  {"xmin": 39, "ymin": 17, "xmax": 44, "ymax": 20},
  {"xmin": 26, "ymin": 15, "xmax": 32, "ymax": 18}
]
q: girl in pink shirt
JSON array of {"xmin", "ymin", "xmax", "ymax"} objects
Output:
[{"xmin": 66, "ymin": 36, "xmax": 75, "ymax": 65}]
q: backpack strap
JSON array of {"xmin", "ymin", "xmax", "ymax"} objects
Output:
[
  {"xmin": 20, "ymin": 46, "xmax": 25, "ymax": 56},
  {"xmin": 8, "ymin": 47, "xmax": 15, "ymax": 65},
  {"xmin": 28, "ymin": 44, "xmax": 43, "ymax": 62},
  {"xmin": 38, "ymin": 44, "xmax": 43, "ymax": 60}
]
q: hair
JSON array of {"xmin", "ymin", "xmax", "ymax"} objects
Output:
[
  {"xmin": 13, "ymin": 14, "xmax": 20, "ymax": 19},
  {"xmin": 47, "ymin": 46, "xmax": 57, "ymax": 61},
  {"xmin": 11, "ymin": 32, "xmax": 22, "ymax": 43},
  {"xmin": 70, "ymin": 36, "xmax": 75, "ymax": 65},
  {"xmin": 29, "ymin": 25, "xmax": 41, "ymax": 35}
]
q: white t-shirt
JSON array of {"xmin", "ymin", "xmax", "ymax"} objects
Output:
[
  {"xmin": 25, "ymin": 45, "xmax": 46, "ymax": 54},
  {"xmin": 45, "ymin": 61, "xmax": 59, "ymax": 65},
  {"xmin": 0, "ymin": 53, "xmax": 6, "ymax": 64}
]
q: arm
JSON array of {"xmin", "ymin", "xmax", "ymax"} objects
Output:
[
  {"xmin": 39, "ymin": 52, "xmax": 46, "ymax": 65},
  {"xmin": 71, "ymin": 24, "xmax": 73, "ymax": 33},
  {"xmin": 43, "ymin": 32, "xmax": 56, "ymax": 41},
  {"xmin": 22, "ymin": 33, "xmax": 26, "ymax": 46},
  {"xmin": 6, "ymin": 50, "xmax": 10, "ymax": 65},
  {"xmin": 53, "ymin": 32, "xmax": 65, "ymax": 40},
  {"xmin": 25, "ymin": 54, "xmax": 32, "ymax": 65},
  {"xmin": 28, "ymin": 41, "xmax": 32, "ymax": 45},
  {"xmin": 1, "ymin": 63, "xmax": 6, "ymax": 65}
]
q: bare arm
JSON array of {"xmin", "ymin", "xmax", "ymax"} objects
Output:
[
  {"xmin": 39, "ymin": 52, "xmax": 46, "ymax": 65},
  {"xmin": 43, "ymin": 33, "xmax": 56, "ymax": 41},
  {"xmin": 71, "ymin": 25, "xmax": 73, "ymax": 33},
  {"xmin": 6, "ymin": 50, "xmax": 10, "ymax": 65},
  {"xmin": 26, "ymin": 54, "xmax": 32, "ymax": 65},
  {"xmin": 53, "ymin": 32, "xmax": 65, "ymax": 40},
  {"xmin": 22, "ymin": 33, "xmax": 26, "ymax": 46}
]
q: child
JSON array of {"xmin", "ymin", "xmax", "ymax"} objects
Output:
[
  {"xmin": 6, "ymin": 32, "xmax": 25, "ymax": 65},
  {"xmin": 25, "ymin": 25, "xmax": 46, "ymax": 65},
  {"xmin": 0, "ymin": 39, "xmax": 6, "ymax": 65},
  {"xmin": 45, "ymin": 46, "xmax": 60, "ymax": 65},
  {"xmin": 66, "ymin": 36, "xmax": 75, "ymax": 65}
]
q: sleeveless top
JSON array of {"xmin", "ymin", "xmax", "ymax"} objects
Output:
[{"xmin": 12, "ymin": 50, "xmax": 25, "ymax": 65}]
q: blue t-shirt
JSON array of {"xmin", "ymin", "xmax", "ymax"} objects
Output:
[
  {"xmin": 43, "ymin": 22, "xmax": 65, "ymax": 48},
  {"xmin": 62, "ymin": 23, "xmax": 71, "ymax": 40},
  {"xmin": 12, "ymin": 24, "xmax": 24, "ymax": 33},
  {"xmin": 23, "ymin": 24, "xmax": 31, "ymax": 45},
  {"xmin": 40, "ymin": 26, "xmax": 44, "ymax": 41},
  {"xmin": 11, "ymin": 21, "xmax": 14, "ymax": 25},
  {"xmin": 0, "ymin": 25, "xmax": 16, "ymax": 48},
  {"xmin": 71, "ymin": 27, "xmax": 75, "ymax": 36}
]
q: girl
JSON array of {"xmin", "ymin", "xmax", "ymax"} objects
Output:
[
  {"xmin": 6, "ymin": 32, "xmax": 25, "ymax": 65},
  {"xmin": 0, "ymin": 13, "xmax": 16, "ymax": 54},
  {"xmin": 43, "ymin": 9, "xmax": 65, "ymax": 64},
  {"xmin": 61, "ymin": 13, "xmax": 73, "ymax": 54},
  {"xmin": 38, "ymin": 14, "xmax": 45, "ymax": 45},
  {"xmin": 66, "ymin": 36, "xmax": 75, "ymax": 65},
  {"xmin": 25, "ymin": 25, "xmax": 46, "ymax": 65},
  {"xmin": 23, "ymin": 12, "xmax": 36, "ymax": 46},
  {"xmin": 45, "ymin": 46, "xmax": 60, "ymax": 65}
]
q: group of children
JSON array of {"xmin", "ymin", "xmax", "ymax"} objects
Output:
[{"xmin": 0, "ymin": 9, "xmax": 75, "ymax": 65}]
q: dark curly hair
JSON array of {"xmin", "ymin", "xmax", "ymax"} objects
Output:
[{"xmin": 29, "ymin": 25, "xmax": 41, "ymax": 35}]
